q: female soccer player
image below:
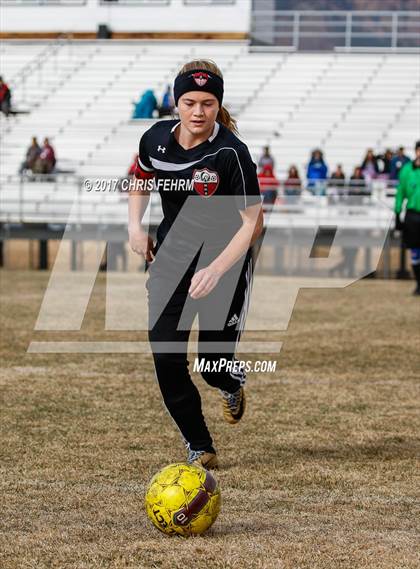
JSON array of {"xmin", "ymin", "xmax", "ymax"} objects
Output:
[{"xmin": 128, "ymin": 60, "xmax": 263, "ymax": 469}]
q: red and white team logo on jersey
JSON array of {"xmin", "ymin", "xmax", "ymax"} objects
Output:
[
  {"xmin": 192, "ymin": 168, "xmax": 219, "ymax": 197},
  {"xmin": 191, "ymin": 72, "xmax": 210, "ymax": 87}
]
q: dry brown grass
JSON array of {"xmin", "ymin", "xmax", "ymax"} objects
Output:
[{"xmin": 1, "ymin": 270, "xmax": 419, "ymax": 569}]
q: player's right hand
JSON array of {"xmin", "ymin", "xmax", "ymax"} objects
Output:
[{"xmin": 128, "ymin": 227, "xmax": 155, "ymax": 262}]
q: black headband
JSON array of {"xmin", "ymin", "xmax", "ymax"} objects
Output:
[{"xmin": 173, "ymin": 69, "xmax": 224, "ymax": 107}]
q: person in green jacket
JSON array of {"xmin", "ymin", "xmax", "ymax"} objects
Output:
[{"xmin": 394, "ymin": 140, "xmax": 420, "ymax": 295}]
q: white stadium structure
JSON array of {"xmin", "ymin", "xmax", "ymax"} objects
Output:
[{"xmin": 0, "ymin": 1, "xmax": 419, "ymax": 275}]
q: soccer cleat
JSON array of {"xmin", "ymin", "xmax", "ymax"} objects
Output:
[
  {"xmin": 187, "ymin": 448, "xmax": 219, "ymax": 470},
  {"xmin": 220, "ymin": 386, "xmax": 246, "ymax": 424}
]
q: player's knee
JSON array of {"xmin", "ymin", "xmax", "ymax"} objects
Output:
[
  {"xmin": 164, "ymin": 385, "xmax": 201, "ymax": 411},
  {"xmin": 153, "ymin": 350, "xmax": 186, "ymax": 370}
]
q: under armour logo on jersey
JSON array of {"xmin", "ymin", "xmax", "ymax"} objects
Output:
[
  {"xmin": 227, "ymin": 314, "xmax": 239, "ymax": 327},
  {"xmin": 157, "ymin": 146, "xmax": 166, "ymax": 153}
]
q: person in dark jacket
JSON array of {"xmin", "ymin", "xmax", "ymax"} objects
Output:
[
  {"xmin": 158, "ymin": 85, "xmax": 175, "ymax": 118},
  {"xmin": 258, "ymin": 146, "xmax": 275, "ymax": 171},
  {"xmin": 390, "ymin": 147, "xmax": 410, "ymax": 181},
  {"xmin": 377, "ymin": 148, "xmax": 393, "ymax": 176},
  {"xmin": 329, "ymin": 164, "xmax": 346, "ymax": 187},
  {"xmin": 19, "ymin": 137, "xmax": 41, "ymax": 174},
  {"xmin": 349, "ymin": 166, "xmax": 368, "ymax": 195},
  {"xmin": 361, "ymin": 148, "xmax": 380, "ymax": 180}
]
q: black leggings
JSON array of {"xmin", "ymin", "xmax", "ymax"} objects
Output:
[{"xmin": 147, "ymin": 249, "xmax": 254, "ymax": 452}]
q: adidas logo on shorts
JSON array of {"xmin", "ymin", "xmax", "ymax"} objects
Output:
[{"xmin": 227, "ymin": 313, "xmax": 239, "ymax": 327}]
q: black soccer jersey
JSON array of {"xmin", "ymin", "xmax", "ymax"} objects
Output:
[{"xmin": 138, "ymin": 119, "xmax": 262, "ymax": 254}]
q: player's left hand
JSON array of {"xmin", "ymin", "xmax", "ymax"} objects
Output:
[{"xmin": 188, "ymin": 266, "xmax": 222, "ymax": 299}]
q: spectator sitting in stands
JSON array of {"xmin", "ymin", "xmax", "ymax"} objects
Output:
[
  {"xmin": 329, "ymin": 164, "xmax": 346, "ymax": 187},
  {"xmin": 0, "ymin": 76, "xmax": 11, "ymax": 117},
  {"xmin": 32, "ymin": 137, "xmax": 56, "ymax": 174},
  {"xmin": 390, "ymin": 146, "xmax": 410, "ymax": 181},
  {"xmin": 361, "ymin": 148, "xmax": 380, "ymax": 181},
  {"xmin": 158, "ymin": 85, "xmax": 175, "ymax": 118},
  {"xmin": 19, "ymin": 136, "xmax": 41, "ymax": 175},
  {"xmin": 284, "ymin": 165, "xmax": 302, "ymax": 199},
  {"xmin": 307, "ymin": 149, "xmax": 328, "ymax": 194},
  {"xmin": 132, "ymin": 89, "xmax": 157, "ymax": 119},
  {"xmin": 349, "ymin": 166, "xmax": 367, "ymax": 194},
  {"xmin": 377, "ymin": 148, "xmax": 393, "ymax": 177},
  {"xmin": 257, "ymin": 164, "xmax": 279, "ymax": 206},
  {"xmin": 258, "ymin": 145, "xmax": 275, "ymax": 171}
]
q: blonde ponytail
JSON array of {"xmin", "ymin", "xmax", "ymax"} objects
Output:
[{"xmin": 217, "ymin": 104, "xmax": 239, "ymax": 135}]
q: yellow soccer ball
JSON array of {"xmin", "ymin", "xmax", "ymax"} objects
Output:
[{"xmin": 145, "ymin": 462, "xmax": 221, "ymax": 536}]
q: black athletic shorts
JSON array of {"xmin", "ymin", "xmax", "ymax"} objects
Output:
[{"xmin": 403, "ymin": 209, "xmax": 420, "ymax": 249}]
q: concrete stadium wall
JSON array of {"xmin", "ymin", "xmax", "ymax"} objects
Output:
[{"xmin": 0, "ymin": 0, "xmax": 251, "ymax": 35}]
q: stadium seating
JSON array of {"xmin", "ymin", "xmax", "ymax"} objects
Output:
[{"xmin": 0, "ymin": 40, "xmax": 419, "ymax": 182}]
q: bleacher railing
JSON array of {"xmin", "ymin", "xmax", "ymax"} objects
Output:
[
  {"xmin": 98, "ymin": 0, "xmax": 170, "ymax": 5},
  {"xmin": 251, "ymin": 11, "xmax": 420, "ymax": 50},
  {"xmin": 183, "ymin": 0, "xmax": 235, "ymax": 4},
  {"xmin": 0, "ymin": 175, "xmax": 396, "ymax": 227},
  {"xmin": 0, "ymin": 0, "xmax": 87, "ymax": 5},
  {"xmin": 7, "ymin": 36, "xmax": 71, "ymax": 89},
  {"xmin": 0, "ymin": 0, "xmax": 236, "ymax": 4}
]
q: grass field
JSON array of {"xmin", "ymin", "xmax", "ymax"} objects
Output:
[{"xmin": 1, "ymin": 270, "xmax": 419, "ymax": 569}]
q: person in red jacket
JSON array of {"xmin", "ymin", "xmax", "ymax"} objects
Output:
[
  {"xmin": 128, "ymin": 154, "xmax": 139, "ymax": 176},
  {"xmin": 284, "ymin": 165, "xmax": 302, "ymax": 198},
  {"xmin": 0, "ymin": 76, "xmax": 12, "ymax": 116},
  {"xmin": 257, "ymin": 164, "xmax": 279, "ymax": 205},
  {"xmin": 33, "ymin": 138, "xmax": 56, "ymax": 174}
]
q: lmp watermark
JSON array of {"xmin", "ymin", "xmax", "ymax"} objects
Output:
[{"xmin": 28, "ymin": 194, "xmax": 394, "ymax": 355}]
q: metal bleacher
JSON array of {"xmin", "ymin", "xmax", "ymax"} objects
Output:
[
  {"xmin": 1, "ymin": 41, "xmax": 418, "ymax": 184},
  {"xmin": 1, "ymin": 39, "xmax": 416, "ymax": 275},
  {"xmin": 0, "ymin": 40, "xmax": 247, "ymax": 178}
]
